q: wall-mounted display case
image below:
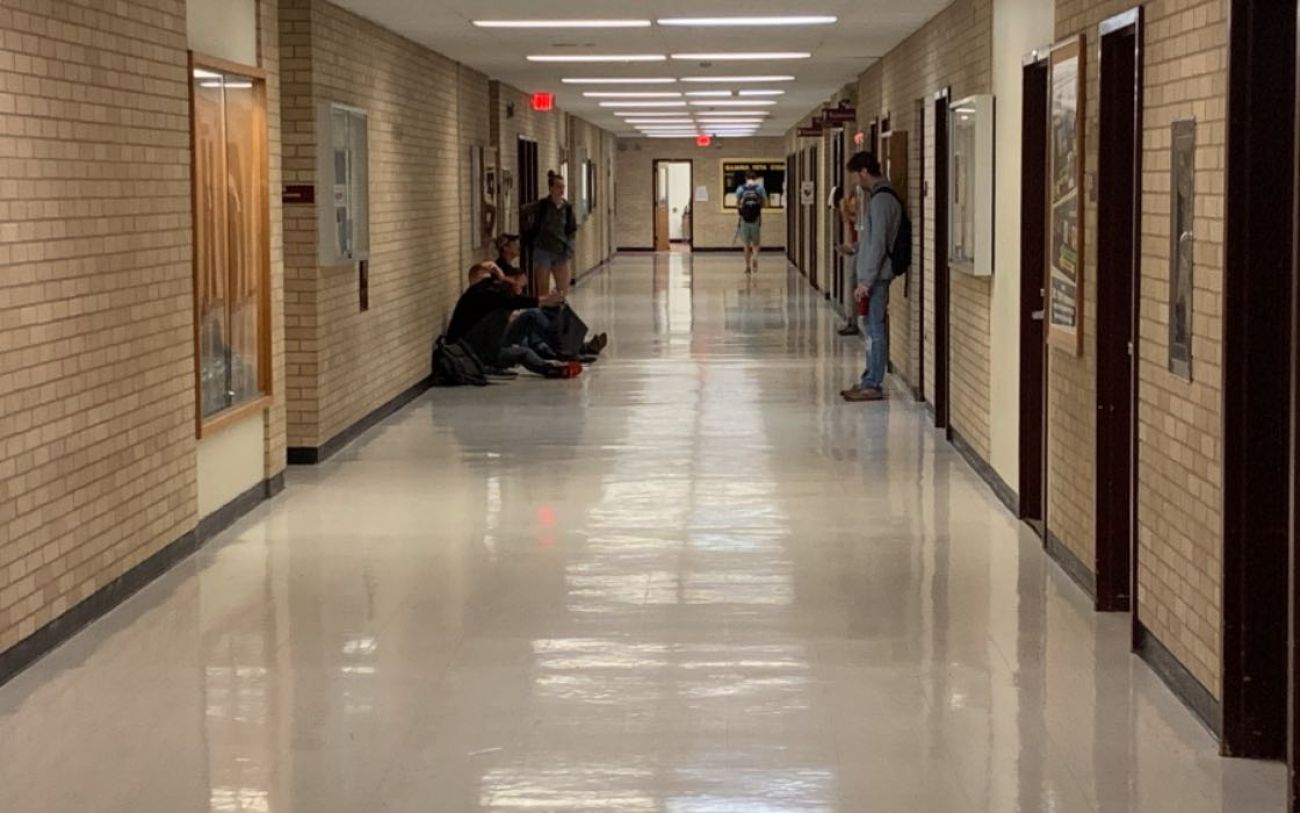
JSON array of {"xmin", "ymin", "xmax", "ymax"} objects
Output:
[{"xmin": 948, "ymin": 94, "xmax": 995, "ymax": 277}]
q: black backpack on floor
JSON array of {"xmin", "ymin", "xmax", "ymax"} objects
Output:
[{"xmin": 431, "ymin": 336, "xmax": 489, "ymax": 386}]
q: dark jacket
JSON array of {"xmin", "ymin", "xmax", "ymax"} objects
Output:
[
  {"xmin": 526, "ymin": 197, "xmax": 577, "ymax": 257},
  {"xmin": 446, "ymin": 278, "xmax": 538, "ymax": 343}
]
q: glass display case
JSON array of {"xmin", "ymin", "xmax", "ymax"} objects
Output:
[{"xmin": 948, "ymin": 94, "xmax": 995, "ymax": 277}]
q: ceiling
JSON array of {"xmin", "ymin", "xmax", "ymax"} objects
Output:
[{"xmin": 328, "ymin": 0, "xmax": 952, "ymax": 138}]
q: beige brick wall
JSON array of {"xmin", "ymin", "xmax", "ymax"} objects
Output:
[
  {"xmin": 0, "ymin": 0, "xmax": 198, "ymax": 651},
  {"xmin": 458, "ymin": 66, "xmax": 492, "ymax": 272},
  {"xmin": 567, "ymin": 115, "xmax": 616, "ymax": 276},
  {"xmin": 491, "ymin": 82, "xmax": 565, "ymax": 237},
  {"xmin": 1054, "ymin": 0, "xmax": 1228, "ymax": 696},
  {"xmin": 280, "ymin": 0, "xmax": 488, "ymax": 449},
  {"xmin": 844, "ymin": 0, "xmax": 994, "ymax": 459},
  {"xmin": 614, "ymin": 137, "xmax": 790, "ymax": 250},
  {"xmin": 259, "ymin": 0, "xmax": 288, "ymax": 478}
]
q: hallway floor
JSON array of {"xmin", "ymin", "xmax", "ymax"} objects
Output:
[{"xmin": 0, "ymin": 254, "xmax": 1286, "ymax": 811}]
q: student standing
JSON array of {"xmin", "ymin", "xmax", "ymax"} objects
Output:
[
  {"xmin": 838, "ymin": 152, "xmax": 902, "ymax": 402},
  {"xmin": 735, "ymin": 171, "xmax": 767, "ymax": 274},
  {"xmin": 525, "ymin": 171, "xmax": 577, "ymax": 296}
]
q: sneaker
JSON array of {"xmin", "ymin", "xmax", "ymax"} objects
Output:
[
  {"xmin": 837, "ymin": 322, "xmax": 861, "ymax": 337},
  {"xmin": 842, "ymin": 387, "xmax": 884, "ymax": 403},
  {"xmin": 542, "ymin": 361, "xmax": 583, "ymax": 379}
]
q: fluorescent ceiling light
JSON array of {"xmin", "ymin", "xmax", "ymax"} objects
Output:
[
  {"xmin": 476, "ymin": 19, "xmax": 651, "ymax": 28},
  {"xmin": 739, "ymin": 89, "xmax": 785, "ymax": 96},
  {"xmin": 696, "ymin": 118, "xmax": 766, "ymax": 124},
  {"xmin": 715, "ymin": 132, "xmax": 763, "ymax": 138},
  {"xmin": 599, "ymin": 101, "xmax": 688, "ymax": 108},
  {"xmin": 680, "ymin": 75, "xmax": 794, "ymax": 83},
  {"xmin": 583, "ymin": 91, "xmax": 682, "ymax": 98},
  {"xmin": 690, "ymin": 100, "xmax": 777, "ymax": 107},
  {"xmin": 613, "ymin": 110, "xmax": 687, "ymax": 117},
  {"xmin": 624, "ymin": 118, "xmax": 695, "ymax": 124},
  {"xmin": 671, "ymin": 52, "xmax": 810, "ymax": 61},
  {"xmin": 658, "ymin": 16, "xmax": 836, "ymax": 26},
  {"xmin": 685, "ymin": 90, "xmax": 732, "ymax": 97},
  {"xmin": 563, "ymin": 77, "xmax": 676, "ymax": 84},
  {"xmin": 192, "ymin": 69, "xmax": 223, "ymax": 80},
  {"xmin": 528, "ymin": 54, "xmax": 666, "ymax": 63},
  {"xmin": 644, "ymin": 134, "xmax": 698, "ymax": 138}
]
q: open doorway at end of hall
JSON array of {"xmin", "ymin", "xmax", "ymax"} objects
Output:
[{"xmin": 654, "ymin": 160, "xmax": 694, "ymax": 252}]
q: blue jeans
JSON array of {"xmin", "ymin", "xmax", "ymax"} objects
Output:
[
  {"xmin": 860, "ymin": 278, "xmax": 891, "ymax": 391},
  {"xmin": 504, "ymin": 308, "xmax": 551, "ymax": 350}
]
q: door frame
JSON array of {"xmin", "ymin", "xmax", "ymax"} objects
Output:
[
  {"xmin": 809, "ymin": 143, "xmax": 820, "ymax": 290},
  {"xmin": 1019, "ymin": 52, "xmax": 1051, "ymax": 534},
  {"xmin": 1222, "ymin": 0, "xmax": 1297, "ymax": 762},
  {"xmin": 915, "ymin": 98, "xmax": 927, "ymax": 403},
  {"xmin": 516, "ymin": 136, "xmax": 540, "ymax": 295},
  {"xmin": 652, "ymin": 158, "xmax": 695, "ymax": 250},
  {"xmin": 933, "ymin": 89, "xmax": 951, "ymax": 432},
  {"xmin": 1093, "ymin": 8, "xmax": 1143, "ymax": 614}
]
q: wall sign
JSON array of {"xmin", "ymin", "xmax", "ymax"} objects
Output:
[
  {"xmin": 800, "ymin": 180, "xmax": 815, "ymax": 206},
  {"xmin": 1047, "ymin": 36, "xmax": 1086, "ymax": 355},
  {"xmin": 720, "ymin": 159, "xmax": 786, "ymax": 211},
  {"xmin": 1169, "ymin": 119, "xmax": 1196, "ymax": 379}
]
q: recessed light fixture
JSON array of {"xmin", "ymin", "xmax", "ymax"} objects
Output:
[
  {"xmin": 599, "ymin": 101, "xmax": 688, "ymax": 108},
  {"xmin": 644, "ymin": 134, "xmax": 699, "ymax": 138},
  {"xmin": 658, "ymin": 16, "xmax": 836, "ymax": 26},
  {"xmin": 696, "ymin": 118, "xmax": 766, "ymax": 124},
  {"xmin": 624, "ymin": 118, "xmax": 695, "ymax": 124},
  {"xmin": 562, "ymin": 77, "xmax": 677, "ymax": 84},
  {"xmin": 680, "ymin": 75, "xmax": 795, "ymax": 83},
  {"xmin": 528, "ymin": 54, "xmax": 666, "ymax": 63},
  {"xmin": 475, "ymin": 19, "xmax": 651, "ymax": 28},
  {"xmin": 583, "ymin": 91, "xmax": 683, "ymax": 98},
  {"xmin": 685, "ymin": 90, "xmax": 733, "ymax": 97},
  {"xmin": 693, "ymin": 111, "xmax": 771, "ymax": 118},
  {"xmin": 739, "ymin": 89, "xmax": 785, "ymax": 96},
  {"xmin": 690, "ymin": 100, "xmax": 777, "ymax": 107},
  {"xmin": 612, "ymin": 110, "xmax": 688, "ymax": 117},
  {"xmin": 671, "ymin": 52, "xmax": 810, "ymax": 61},
  {"xmin": 193, "ymin": 69, "xmax": 223, "ymax": 79}
]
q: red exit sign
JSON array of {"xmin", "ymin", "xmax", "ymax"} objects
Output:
[
  {"xmin": 696, "ymin": 135, "xmax": 712, "ymax": 147},
  {"xmin": 531, "ymin": 92, "xmax": 555, "ymax": 112}
]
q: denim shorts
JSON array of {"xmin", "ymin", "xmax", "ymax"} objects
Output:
[
  {"xmin": 738, "ymin": 221, "xmax": 762, "ymax": 245},
  {"xmin": 533, "ymin": 246, "xmax": 571, "ymax": 269}
]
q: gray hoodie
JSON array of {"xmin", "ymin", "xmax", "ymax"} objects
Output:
[{"xmin": 855, "ymin": 179, "xmax": 903, "ymax": 287}]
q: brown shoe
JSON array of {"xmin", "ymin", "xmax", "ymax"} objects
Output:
[
  {"xmin": 842, "ymin": 387, "xmax": 884, "ymax": 403},
  {"xmin": 840, "ymin": 384, "xmax": 863, "ymax": 397}
]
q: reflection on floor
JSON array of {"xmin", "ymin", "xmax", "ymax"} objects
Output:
[{"xmin": 0, "ymin": 253, "xmax": 1285, "ymax": 811}]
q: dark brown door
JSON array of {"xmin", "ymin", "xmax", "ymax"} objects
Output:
[
  {"xmin": 1223, "ymin": 0, "xmax": 1296, "ymax": 763},
  {"xmin": 517, "ymin": 137, "xmax": 540, "ymax": 294},
  {"xmin": 809, "ymin": 144, "xmax": 820, "ymax": 289},
  {"xmin": 833, "ymin": 130, "xmax": 846, "ymax": 306},
  {"xmin": 916, "ymin": 99, "xmax": 926, "ymax": 402},
  {"xmin": 1094, "ymin": 12, "xmax": 1142, "ymax": 613},
  {"xmin": 1020, "ymin": 58, "xmax": 1050, "ymax": 532},
  {"xmin": 933, "ymin": 91, "xmax": 950, "ymax": 431}
]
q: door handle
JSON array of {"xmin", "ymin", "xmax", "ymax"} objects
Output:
[{"xmin": 1031, "ymin": 310, "xmax": 1045, "ymax": 321}]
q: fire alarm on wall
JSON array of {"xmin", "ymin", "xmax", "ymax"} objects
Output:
[{"xmin": 531, "ymin": 93, "xmax": 555, "ymax": 112}]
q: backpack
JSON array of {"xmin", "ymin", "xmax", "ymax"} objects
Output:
[
  {"xmin": 545, "ymin": 303, "xmax": 590, "ymax": 358},
  {"xmin": 873, "ymin": 187, "xmax": 912, "ymax": 275},
  {"xmin": 431, "ymin": 336, "xmax": 489, "ymax": 386},
  {"xmin": 738, "ymin": 186, "xmax": 764, "ymax": 223}
]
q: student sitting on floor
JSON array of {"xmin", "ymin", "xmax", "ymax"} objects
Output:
[
  {"xmin": 493, "ymin": 234, "xmax": 608, "ymax": 361},
  {"xmin": 446, "ymin": 263, "xmax": 581, "ymax": 379}
]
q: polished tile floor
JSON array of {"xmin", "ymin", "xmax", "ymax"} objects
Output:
[{"xmin": 0, "ymin": 254, "xmax": 1287, "ymax": 811}]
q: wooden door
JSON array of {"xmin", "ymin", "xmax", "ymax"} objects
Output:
[{"xmin": 1020, "ymin": 58, "xmax": 1050, "ymax": 533}]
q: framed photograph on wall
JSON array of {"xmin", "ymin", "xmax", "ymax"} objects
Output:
[
  {"xmin": 1047, "ymin": 35, "xmax": 1086, "ymax": 355},
  {"xmin": 1169, "ymin": 119, "xmax": 1195, "ymax": 379}
]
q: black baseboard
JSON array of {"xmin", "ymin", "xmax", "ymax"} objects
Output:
[
  {"xmin": 617, "ymin": 246, "xmax": 656, "ymax": 253},
  {"xmin": 0, "ymin": 474, "xmax": 283, "ymax": 689},
  {"xmin": 1135, "ymin": 621, "xmax": 1222, "ymax": 737},
  {"xmin": 288, "ymin": 378, "xmax": 430, "ymax": 465},
  {"xmin": 1045, "ymin": 529, "xmax": 1097, "ymax": 600},
  {"xmin": 949, "ymin": 428, "xmax": 1019, "ymax": 516}
]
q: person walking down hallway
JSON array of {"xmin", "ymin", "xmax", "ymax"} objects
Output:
[
  {"xmin": 524, "ymin": 171, "xmax": 577, "ymax": 296},
  {"xmin": 735, "ymin": 171, "xmax": 767, "ymax": 274},
  {"xmin": 839, "ymin": 152, "xmax": 902, "ymax": 403}
]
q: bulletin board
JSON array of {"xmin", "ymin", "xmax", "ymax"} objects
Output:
[{"xmin": 721, "ymin": 159, "xmax": 786, "ymax": 212}]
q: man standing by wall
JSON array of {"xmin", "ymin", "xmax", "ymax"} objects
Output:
[
  {"xmin": 840, "ymin": 152, "xmax": 902, "ymax": 402},
  {"xmin": 735, "ymin": 171, "xmax": 767, "ymax": 274}
]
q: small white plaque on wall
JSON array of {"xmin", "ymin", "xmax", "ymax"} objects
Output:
[{"xmin": 695, "ymin": 185, "xmax": 709, "ymax": 203}]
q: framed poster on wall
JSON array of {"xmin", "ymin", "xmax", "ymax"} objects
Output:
[
  {"xmin": 1047, "ymin": 36, "xmax": 1086, "ymax": 355},
  {"xmin": 720, "ymin": 159, "xmax": 786, "ymax": 211}
]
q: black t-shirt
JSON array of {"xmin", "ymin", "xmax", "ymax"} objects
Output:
[{"xmin": 446, "ymin": 278, "xmax": 538, "ymax": 342}]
